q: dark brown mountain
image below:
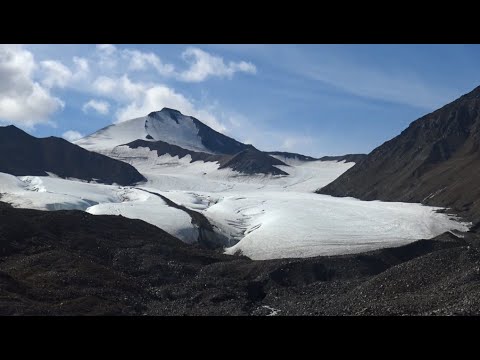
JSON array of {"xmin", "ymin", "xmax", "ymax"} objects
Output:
[
  {"xmin": 218, "ymin": 148, "xmax": 289, "ymax": 176},
  {"xmin": 0, "ymin": 125, "xmax": 145, "ymax": 186},
  {"xmin": 125, "ymin": 139, "xmax": 289, "ymax": 176},
  {"xmin": 318, "ymin": 85, "xmax": 480, "ymax": 224}
]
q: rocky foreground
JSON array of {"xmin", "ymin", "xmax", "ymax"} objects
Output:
[{"xmin": 1, "ymin": 201, "xmax": 480, "ymax": 316}]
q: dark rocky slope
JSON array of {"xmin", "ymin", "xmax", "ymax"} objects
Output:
[
  {"xmin": 318, "ymin": 85, "xmax": 480, "ymax": 224},
  {"xmin": 2, "ymin": 201, "xmax": 480, "ymax": 316},
  {"xmin": 0, "ymin": 125, "xmax": 145, "ymax": 186},
  {"xmin": 125, "ymin": 139, "xmax": 289, "ymax": 176},
  {"xmin": 218, "ymin": 149, "xmax": 289, "ymax": 176}
]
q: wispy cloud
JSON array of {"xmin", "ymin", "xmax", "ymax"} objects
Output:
[
  {"xmin": 122, "ymin": 49, "xmax": 175, "ymax": 76},
  {"xmin": 62, "ymin": 130, "xmax": 83, "ymax": 142},
  {"xmin": 82, "ymin": 99, "xmax": 110, "ymax": 115},
  {"xmin": 178, "ymin": 47, "xmax": 256, "ymax": 82},
  {"xmin": 297, "ymin": 55, "xmax": 456, "ymax": 110},
  {"xmin": 93, "ymin": 44, "xmax": 256, "ymax": 83}
]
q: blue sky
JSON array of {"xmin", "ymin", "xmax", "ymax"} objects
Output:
[{"xmin": 1, "ymin": 44, "xmax": 480, "ymax": 156}]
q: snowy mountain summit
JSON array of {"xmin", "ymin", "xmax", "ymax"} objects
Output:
[
  {"xmin": 75, "ymin": 108, "xmax": 290, "ymax": 176},
  {"xmin": 76, "ymin": 107, "xmax": 253, "ymax": 155}
]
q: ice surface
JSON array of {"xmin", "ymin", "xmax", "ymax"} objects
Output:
[
  {"xmin": 86, "ymin": 193, "xmax": 198, "ymax": 243},
  {"xmin": 0, "ymin": 146, "xmax": 471, "ymax": 260},
  {"xmin": 0, "ymin": 172, "xmax": 197, "ymax": 243},
  {"xmin": 207, "ymin": 192, "xmax": 470, "ymax": 260}
]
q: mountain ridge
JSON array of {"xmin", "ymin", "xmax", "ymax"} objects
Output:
[
  {"xmin": 0, "ymin": 125, "xmax": 145, "ymax": 186},
  {"xmin": 318, "ymin": 85, "xmax": 480, "ymax": 224},
  {"xmin": 124, "ymin": 139, "xmax": 289, "ymax": 176}
]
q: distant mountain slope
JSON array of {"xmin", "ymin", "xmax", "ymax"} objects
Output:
[
  {"xmin": 266, "ymin": 151, "xmax": 317, "ymax": 161},
  {"xmin": 268, "ymin": 151, "xmax": 366, "ymax": 164},
  {"xmin": 0, "ymin": 125, "xmax": 145, "ymax": 186},
  {"xmin": 125, "ymin": 139, "xmax": 289, "ymax": 176},
  {"xmin": 318, "ymin": 85, "xmax": 480, "ymax": 224},
  {"xmin": 76, "ymin": 108, "xmax": 255, "ymax": 155},
  {"xmin": 218, "ymin": 149, "xmax": 289, "ymax": 176},
  {"xmin": 319, "ymin": 154, "xmax": 367, "ymax": 163}
]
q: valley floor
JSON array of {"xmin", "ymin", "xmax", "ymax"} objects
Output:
[{"xmin": 1, "ymin": 202, "xmax": 479, "ymax": 316}]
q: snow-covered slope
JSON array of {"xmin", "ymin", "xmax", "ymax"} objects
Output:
[
  {"xmin": 76, "ymin": 114, "xmax": 209, "ymax": 154},
  {"xmin": 0, "ymin": 172, "xmax": 198, "ymax": 243},
  {"xmin": 75, "ymin": 107, "xmax": 251, "ymax": 155},
  {"xmin": 0, "ymin": 150, "xmax": 471, "ymax": 261}
]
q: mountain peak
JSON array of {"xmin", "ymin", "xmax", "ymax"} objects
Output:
[
  {"xmin": 0, "ymin": 124, "xmax": 33, "ymax": 141},
  {"xmin": 148, "ymin": 108, "xmax": 184, "ymax": 118}
]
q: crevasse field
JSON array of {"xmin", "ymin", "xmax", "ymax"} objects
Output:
[{"xmin": 0, "ymin": 147, "xmax": 470, "ymax": 260}]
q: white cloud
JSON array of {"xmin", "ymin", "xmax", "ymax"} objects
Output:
[
  {"xmin": 40, "ymin": 60, "xmax": 73, "ymax": 88},
  {"xmin": 102, "ymin": 75, "xmax": 227, "ymax": 132},
  {"xmin": 73, "ymin": 56, "xmax": 90, "ymax": 73},
  {"xmin": 92, "ymin": 75, "xmax": 118, "ymax": 94},
  {"xmin": 3, "ymin": 44, "xmax": 256, "ymax": 134},
  {"xmin": 122, "ymin": 49, "xmax": 175, "ymax": 76},
  {"xmin": 62, "ymin": 130, "xmax": 83, "ymax": 142},
  {"xmin": 40, "ymin": 56, "xmax": 90, "ymax": 90},
  {"xmin": 95, "ymin": 46, "xmax": 257, "ymax": 83},
  {"xmin": 96, "ymin": 44, "xmax": 116, "ymax": 55},
  {"xmin": 96, "ymin": 44, "xmax": 118, "ymax": 69},
  {"xmin": 82, "ymin": 99, "xmax": 110, "ymax": 115},
  {"xmin": 178, "ymin": 47, "xmax": 257, "ymax": 82},
  {"xmin": 0, "ymin": 45, "xmax": 64, "ymax": 128}
]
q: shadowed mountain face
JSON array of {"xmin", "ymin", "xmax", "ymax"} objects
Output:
[
  {"xmin": 0, "ymin": 125, "xmax": 145, "ymax": 186},
  {"xmin": 148, "ymin": 108, "xmax": 256, "ymax": 155},
  {"xmin": 125, "ymin": 139, "xmax": 289, "ymax": 176},
  {"xmin": 318, "ymin": 85, "xmax": 480, "ymax": 224},
  {"xmin": 218, "ymin": 149, "xmax": 289, "ymax": 176}
]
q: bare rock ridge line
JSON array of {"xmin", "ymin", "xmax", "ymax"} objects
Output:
[
  {"xmin": 124, "ymin": 139, "xmax": 290, "ymax": 176},
  {"xmin": 135, "ymin": 188, "xmax": 228, "ymax": 249},
  {"xmin": 318, "ymin": 84, "xmax": 480, "ymax": 225},
  {"xmin": 0, "ymin": 125, "xmax": 145, "ymax": 186},
  {"xmin": 267, "ymin": 151, "xmax": 367, "ymax": 164}
]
